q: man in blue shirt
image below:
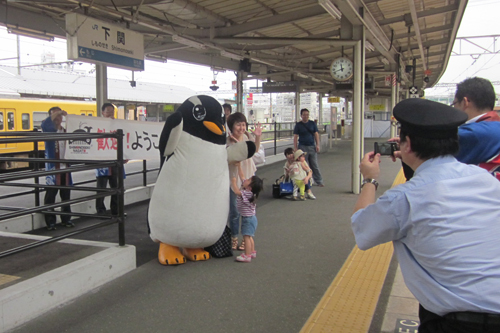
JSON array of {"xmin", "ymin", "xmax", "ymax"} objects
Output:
[
  {"xmin": 293, "ymin": 108, "xmax": 324, "ymax": 187},
  {"xmin": 41, "ymin": 106, "xmax": 74, "ymax": 230},
  {"xmin": 452, "ymin": 77, "xmax": 500, "ymax": 181},
  {"xmin": 352, "ymin": 99, "xmax": 500, "ymax": 333}
]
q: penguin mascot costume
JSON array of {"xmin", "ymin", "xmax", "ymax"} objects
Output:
[{"xmin": 148, "ymin": 95, "xmax": 255, "ymax": 265}]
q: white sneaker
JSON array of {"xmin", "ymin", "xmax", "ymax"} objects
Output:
[
  {"xmin": 307, "ymin": 192, "xmax": 316, "ymax": 200},
  {"xmin": 236, "ymin": 254, "xmax": 251, "ymax": 262}
]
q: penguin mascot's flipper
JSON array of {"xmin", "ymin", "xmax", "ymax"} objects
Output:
[
  {"xmin": 227, "ymin": 141, "xmax": 256, "ymax": 165},
  {"xmin": 158, "ymin": 112, "xmax": 183, "ymax": 168},
  {"xmin": 149, "ymin": 95, "xmax": 229, "ymax": 265}
]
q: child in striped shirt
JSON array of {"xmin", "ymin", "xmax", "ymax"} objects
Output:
[{"xmin": 230, "ymin": 163, "xmax": 263, "ymax": 263}]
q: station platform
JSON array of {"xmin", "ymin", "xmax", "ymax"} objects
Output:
[{"xmin": 1, "ymin": 139, "xmax": 420, "ymax": 333}]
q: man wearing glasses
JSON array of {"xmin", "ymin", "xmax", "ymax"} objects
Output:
[{"xmin": 451, "ymin": 77, "xmax": 500, "ymax": 180}]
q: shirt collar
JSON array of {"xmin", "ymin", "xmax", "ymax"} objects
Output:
[
  {"xmin": 465, "ymin": 113, "xmax": 484, "ymax": 124},
  {"xmin": 414, "ymin": 155, "xmax": 457, "ymax": 175}
]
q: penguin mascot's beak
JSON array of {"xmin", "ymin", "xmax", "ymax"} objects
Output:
[{"xmin": 203, "ymin": 121, "xmax": 225, "ymax": 136}]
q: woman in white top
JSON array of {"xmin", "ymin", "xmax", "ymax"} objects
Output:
[{"xmin": 227, "ymin": 112, "xmax": 261, "ymax": 251}]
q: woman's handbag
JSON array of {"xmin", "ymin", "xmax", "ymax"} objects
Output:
[{"xmin": 272, "ymin": 175, "xmax": 294, "ymax": 198}]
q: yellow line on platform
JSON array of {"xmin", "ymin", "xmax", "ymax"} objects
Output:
[
  {"xmin": 0, "ymin": 273, "xmax": 20, "ymax": 286},
  {"xmin": 300, "ymin": 243, "xmax": 393, "ymax": 333},
  {"xmin": 300, "ymin": 168, "xmax": 405, "ymax": 333}
]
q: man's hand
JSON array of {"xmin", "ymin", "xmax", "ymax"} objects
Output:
[
  {"xmin": 359, "ymin": 152, "xmax": 381, "ymax": 180},
  {"xmin": 388, "ymin": 137, "xmax": 401, "ymax": 162}
]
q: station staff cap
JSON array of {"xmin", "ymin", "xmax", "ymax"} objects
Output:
[{"xmin": 393, "ymin": 98, "xmax": 468, "ymax": 139}]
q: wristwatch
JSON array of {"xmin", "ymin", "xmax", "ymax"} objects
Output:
[{"xmin": 361, "ymin": 178, "xmax": 379, "ymax": 190}]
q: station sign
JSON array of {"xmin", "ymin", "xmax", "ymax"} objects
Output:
[
  {"xmin": 328, "ymin": 97, "xmax": 340, "ymax": 103},
  {"xmin": 369, "ymin": 104, "xmax": 385, "ymax": 111},
  {"xmin": 262, "ymin": 81, "xmax": 298, "ymax": 93},
  {"xmin": 66, "ymin": 13, "xmax": 144, "ymax": 71}
]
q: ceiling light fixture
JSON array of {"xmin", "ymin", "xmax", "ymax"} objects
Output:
[
  {"xmin": 7, "ymin": 27, "xmax": 55, "ymax": 42},
  {"xmin": 145, "ymin": 54, "xmax": 167, "ymax": 63},
  {"xmin": 318, "ymin": 0, "xmax": 342, "ymax": 20},
  {"xmin": 171, "ymin": 35, "xmax": 206, "ymax": 49}
]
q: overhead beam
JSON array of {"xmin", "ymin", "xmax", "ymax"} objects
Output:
[
  {"xmin": 407, "ymin": 0, "xmax": 428, "ymax": 76},
  {"xmin": 393, "ymin": 24, "xmax": 453, "ymax": 40},
  {"xmin": 183, "ymin": 5, "xmax": 327, "ymax": 38},
  {"xmin": 210, "ymin": 37, "xmax": 358, "ymax": 46},
  {"xmin": 378, "ymin": 4, "xmax": 458, "ymax": 26}
]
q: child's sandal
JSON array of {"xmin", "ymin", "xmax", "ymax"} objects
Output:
[
  {"xmin": 231, "ymin": 237, "xmax": 238, "ymax": 250},
  {"xmin": 238, "ymin": 240, "xmax": 245, "ymax": 251}
]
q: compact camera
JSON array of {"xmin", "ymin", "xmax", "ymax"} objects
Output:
[{"xmin": 374, "ymin": 142, "xmax": 398, "ymax": 156}]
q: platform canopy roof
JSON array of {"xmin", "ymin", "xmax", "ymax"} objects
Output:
[{"xmin": 1, "ymin": 0, "xmax": 467, "ymax": 96}]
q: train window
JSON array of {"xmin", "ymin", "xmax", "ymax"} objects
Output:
[
  {"xmin": 7, "ymin": 112, "xmax": 14, "ymax": 130},
  {"xmin": 22, "ymin": 113, "xmax": 30, "ymax": 130},
  {"xmin": 0, "ymin": 112, "xmax": 3, "ymax": 130},
  {"xmin": 81, "ymin": 113, "xmax": 85, "ymax": 116},
  {"xmin": 33, "ymin": 112, "xmax": 47, "ymax": 130},
  {"xmin": 88, "ymin": 113, "xmax": 93, "ymax": 116}
]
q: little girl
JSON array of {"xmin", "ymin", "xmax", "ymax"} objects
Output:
[{"xmin": 230, "ymin": 163, "xmax": 263, "ymax": 263}]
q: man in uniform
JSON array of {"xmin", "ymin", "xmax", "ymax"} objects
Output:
[{"xmin": 351, "ymin": 98, "xmax": 500, "ymax": 333}]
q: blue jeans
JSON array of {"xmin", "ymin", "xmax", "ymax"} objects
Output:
[
  {"xmin": 299, "ymin": 144, "xmax": 323, "ymax": 185},
  {"xmin": 241, "ymin": 215, "xmax": 257, "ymax": 237},
  {"xmin": 229, "ymin": 188, "xmax": 240, "ymax": 237}
]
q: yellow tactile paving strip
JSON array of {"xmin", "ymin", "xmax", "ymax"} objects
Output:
[
  {"xmin": 0, "ymin": 273, "xmax": 20, "ymax": 286},
  {"xmin": 300, "ymin": 168, "xmax": 405, "ymax": 333}
]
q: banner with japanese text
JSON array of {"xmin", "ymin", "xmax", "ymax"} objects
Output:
[{"xmin": 64, "ymin": 115, "xmax": 163, "ymax": 160}]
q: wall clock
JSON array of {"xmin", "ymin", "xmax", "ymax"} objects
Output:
[{"xmin": 330, "ymin": 57, "xmax": 354, "ymax": 81}]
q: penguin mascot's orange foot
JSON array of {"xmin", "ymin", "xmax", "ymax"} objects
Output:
[
  {"xmin": 148, "ymin": 95, "xmax": 255, "ymax": 266},
  {"xmin": 157, "ymin": 243, "xmax": 210, "ymax": 265}
]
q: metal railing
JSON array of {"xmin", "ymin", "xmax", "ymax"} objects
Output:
[{"xmin": 0, "ymin": 130, "xmax": 138, "ymax": 258}]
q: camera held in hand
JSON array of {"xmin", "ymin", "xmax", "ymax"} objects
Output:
[{"xmin": 374, "ymin": 142, "xmax": 398, "ymax": 156}]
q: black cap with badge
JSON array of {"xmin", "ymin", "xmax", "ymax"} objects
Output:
[{"xmin": 393, "ymin": 98, "xmax": 468, "ymax": 139}]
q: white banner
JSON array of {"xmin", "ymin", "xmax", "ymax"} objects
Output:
[{"xmin": 64, "ymin": 115, "xmax": 163, "ymax": 160}]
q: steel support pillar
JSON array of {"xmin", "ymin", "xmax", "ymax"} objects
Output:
[
  {"xmin": 96, "ymin": 64, "xmax": 108, "ymax": 117},
  {"xmin": 352, "ymin": 39, "xmax": 363, "ymax": 194},
  {"xmin": 236, "ymin": 70, "xmax": 243, "ymax": 114},
  {"xmin": 390, "ymin": 74, "xmax": 397, "ymax": 138}
]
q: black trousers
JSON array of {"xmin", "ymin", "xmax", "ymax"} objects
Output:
[
  {"xmin": 44, "ymin": 175, "xmax": 71, "ymax": 226},
  {"xmin": 96, "ymin": 175, "xmax": 118, "ymax": 215},
  {"xmin": 419, "ymin": 305, "xmax": 500, "ymax": 333}
]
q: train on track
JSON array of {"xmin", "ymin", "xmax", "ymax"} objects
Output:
[{"xmin": 0, "ymin": 99, "xmax": 97, "ymax": 170}]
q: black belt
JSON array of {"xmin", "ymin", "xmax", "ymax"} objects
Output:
[{"xmin": 444, "ymin": 311, "xmax": 500, "ymax": 325}]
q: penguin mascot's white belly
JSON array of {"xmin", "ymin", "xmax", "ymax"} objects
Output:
[{"xmin": 148, "ymin": 131, "xmax": 229, "ymax": 248}]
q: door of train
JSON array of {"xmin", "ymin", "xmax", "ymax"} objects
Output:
[{"xmin": 0, "ymin": 108, "xmax": 17, "ymax": 152}]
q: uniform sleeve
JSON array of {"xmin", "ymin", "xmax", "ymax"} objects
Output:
[
  {"xmin": 457, "ymin": 123, "xmax": 500, "ymax": 165},
  {"xmin": 456, "ymin": 125, "xmax": 481, "ymax": 164},
  {"xmin": 351, "ymin": 190, "xmax": 408, "ymax": 250}
]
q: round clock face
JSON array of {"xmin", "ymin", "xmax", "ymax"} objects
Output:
[{"xmin": 330, "ymin": 57, "xmax": 353, "ymax": 81}]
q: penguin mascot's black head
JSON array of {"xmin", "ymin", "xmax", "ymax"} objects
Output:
[{"xmin": 158, "ymin": 95, "xmax": 226, "ymax": 167}]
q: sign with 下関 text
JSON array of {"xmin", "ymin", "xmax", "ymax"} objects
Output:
[
  {"xmin": 64, "ymin": 115, "xmax": 163, "ymax": 160},
  {"xmin": 66, "ymin": 13, "xmax": 144, "ymax": 71}
]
